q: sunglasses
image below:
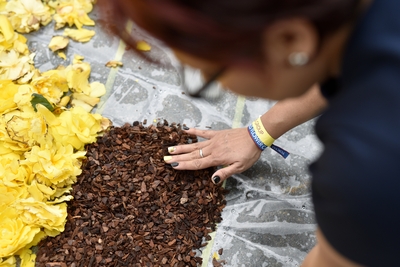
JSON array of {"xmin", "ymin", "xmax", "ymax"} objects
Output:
[{"xmin": 181, "ymin": 66, "xmax": 227, "ymax": 98}]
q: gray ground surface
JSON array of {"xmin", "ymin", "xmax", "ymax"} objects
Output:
[{"xmin": 28, "ymin": 6, "xmax": 322, "ymax": 267}]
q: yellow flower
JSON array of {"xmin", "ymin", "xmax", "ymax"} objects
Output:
[
  {"xmin": 21, "ymin": 141, "xmax": 84, "ymax": 186},
  {"xmin": 0, "ymin": 114, "xmax": 31, "ymax": 154},
  {"xmin": 0, "ymin": 157, "xmax": 31, "ymax": 188},
  {"xmin": 66, "ymin": 106, "xmax": 104, "ymax": 142},
  {"xmin": 0, "ymin": 49, "xmax": 35, "ymax": 81},
  {"xmin": 0, "ymin": 256, "xmax": 16, "ymax": 267},
  {"xmin": 0, "ymin": 207, "xmax": 41, "ymax": 258},
  {"xmin": 2, "ymin": 109, "xmax": 48, "ymax": 149},
  {"xmin": 0, "ymin": 1, "xmax": 112, "ymax": 261},
  {"xmin": 53, "ymin": 0, "xmax": 95, "ymax": 30},
  {"xmin": 30, "ymin": 69, "xmax": 69, "ymax": 105},
  {"xmin": 0, "ymin": 181, "xmax": 28, "ymax": 211},
  {"xmin": 13, "ymin": 197, "xmax": 68, "ymax": 236},
  {"xmin": 4, "ymin": 0, "xmax": 52, "ymax": 33},
  {"xmin": 0, "ymin": 94, "xmax": 25, "ymax": 158},
  {"xmin": 34, "ymin": 104, "xmax": 107, "ymax": 151}
]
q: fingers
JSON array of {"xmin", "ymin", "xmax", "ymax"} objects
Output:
[
  {"xmin": 184, "ymin": 127, "xmax": 217, "ymax": 139},
  {"xmin": 164, "ymin": 157, "xmax": 212, "ymax": 171},
  {"xmin": 164, "ymin": 127, "xmax": 216, "ymax": 170},
  {"xmin": 210, "ymin": 163, "xmax": 245, "ymax": 185},
  {"xmin": 167, "ymin": 127, "xmax": 215, "ymax": 155},
  {"xmin": 167, "ymin": 142, "xmax": 208, "ymax": 155},
  {"xmin": 164, "ymin": 146, "xmax": 214, "ymax": 170},
  {"xmin": 164, "ymin": 127, "xmax": 259, "ymax": 186},
  {"xmin": 166, "ymin": 144, "xmax": 210, "ymax": 162}
]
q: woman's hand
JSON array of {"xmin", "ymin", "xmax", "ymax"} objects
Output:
[{"xmin": 163, "ymin": 127, "xmax": 262, "ymax": 184}]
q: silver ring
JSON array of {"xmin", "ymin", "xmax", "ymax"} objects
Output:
[{"xmin": 199, "ymin": 148, "xmax": 204, "ymax": 158}]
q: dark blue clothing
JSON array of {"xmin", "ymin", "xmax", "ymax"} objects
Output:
[{"xmin": 311, "ymin": 0, "xmax": 400, "ymax": 266}]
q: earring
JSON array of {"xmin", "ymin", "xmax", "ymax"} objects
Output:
[{"xmin": 288, "ymin": 52, "xmax": 309, "ymax": 66}]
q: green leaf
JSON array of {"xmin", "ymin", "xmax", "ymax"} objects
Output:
[{"xmin": 31, "ymin": 93, "xmax": 54, "ymax": 112}]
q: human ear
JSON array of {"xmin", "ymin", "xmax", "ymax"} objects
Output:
[{"xmin": 261, "ymin": 18, "xmax": 319, "ymax": 67}]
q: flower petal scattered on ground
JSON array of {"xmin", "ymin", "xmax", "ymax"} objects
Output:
[
  {"xmin": 0, "ymin": 1, "xmax": 111, "ymax": 265},
  {"xmin": 48, "ymin": 36, "xmax": 69, "ymax": 52},
  {"xmin": 63, "ymin": 27, "xmax": 95, "ymax": 43}
]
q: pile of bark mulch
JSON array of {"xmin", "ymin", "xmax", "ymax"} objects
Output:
[{"xmin": 36, "ymin": 121, "xmax": 228, "ymax": 267}]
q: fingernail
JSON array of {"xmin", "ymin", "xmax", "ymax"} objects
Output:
[
  {"xmin": 164, "ymin": 156, "xmax": 172, "ymax": 162},
  {"xmin": 171, "ymin": 162, "xmax": 179, "ymax": 167},
  {"xmin": 212, "ymin": 176, "xmax": 221, "ymax": 184},
  {"xmin": 182, "ymin": 125, "xmax": 189, "ymax": 130},
  {"xmin": 168, "ymin": 146, "xmax": 176, "ymax": 153}
]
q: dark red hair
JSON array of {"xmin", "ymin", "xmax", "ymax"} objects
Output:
[{"xmin": 100, "ymin": 0, "xmax": 361, "ymax": 65}]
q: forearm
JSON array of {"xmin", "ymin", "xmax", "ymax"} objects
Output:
[{"xmin": 261, "ymin": 84, "xmax": 328, "ymax": 139}]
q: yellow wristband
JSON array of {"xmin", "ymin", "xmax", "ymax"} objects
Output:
[{"xmin": 251, "ymin": 117, "xmax": 275, "ymax": 147}]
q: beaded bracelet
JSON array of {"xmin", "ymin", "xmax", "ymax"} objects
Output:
[{"xmin": 247, "ymin": 117, "xmax": 290, "ymax": 159}]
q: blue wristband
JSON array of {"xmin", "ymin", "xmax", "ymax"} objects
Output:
[
  {"xmin": 247, "ymin": 124, "xmax": 290, "ymax": 159},
  {"xmin": 248, "ymin": 124, "xmax": 268, "ymax": 150}
]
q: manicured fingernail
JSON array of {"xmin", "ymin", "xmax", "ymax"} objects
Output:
[
  {"xmin": 164, "ymin": 156, "xmax": 172, "ymax": 162},
  {"xmin": 171, "ymin": 162, "xmax": 179, "ymax": 167},
  {"xmin": 168, "ymin": 146, "xmax": 176, "ymax": 153},
  {"xmin": 212, "ymin": 176, "xmax": 221, "ymax": 184},
  {"xmin": 183, "ymin": 125, "xmax": 189, "ymax": 130}
]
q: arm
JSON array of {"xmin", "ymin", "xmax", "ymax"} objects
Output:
[
  {"xmin": 164, "ymin": 84, "xmax": 327, "ymax": 183},
  {"xmin": 262, "ymin": 84, "xmax": 327, "ymax": 139}
]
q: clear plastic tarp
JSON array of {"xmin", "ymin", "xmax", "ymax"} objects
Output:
[{"xmin": 27, "ymin": 6, "xmax": 322, "ymax": 267}]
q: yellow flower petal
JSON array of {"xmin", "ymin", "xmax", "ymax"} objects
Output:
[
  {"xmin": 0, "ymin": 255, "xmax": 16, "ymax": 267},
  {"xmin": 0, "ymin": 15, "xmax": 15, "ymax": 42},
  {"xmin": 0, "ymin": 80, "xmax": 18, "ymax": 114},
  {"xmin": 48, "ymin": 36, "xmax": 69, "ymax": 52},
  {"xmin": 63, "ymin": 28, "xmax": 95, "ymax": 43},
  {"xmin": 13, "ymin": 37, "xmax": 29, "ymax": 55},
  {"xmin": 36, "ymin": 104, "xmax": 59, "ymax": 126},
  {"xmin": 13, "ymin": 84, "xmax": 34, "ymax": 111},
  {"xmin": 213, "ymin": 251, "xmax": 220, "ymax": 260},
  {"xmin": 0, "ymin": 180, "xmax": 28, "ymax": 209},
  {"xmin": 89, "ymin": 81, "xmax": 106, "ymax": 98},
  {"xmin": 72, "ymin": 92, "xmax": 99, "ymax": 106},
  {"xmin": 70, "ymin": 98, "xmax": 93, "ymax": 112},
  {"xmin": 57, "ymin": 51, "xmax": 67, "ymax": 60},
  {"xmin": 105, "ymin": 60, "xmax": 123, "ymax": 68},
  {"xmin": 136, "ymin": 40, "xmax": 151, "ymax": 51},
  {"xmin": 19, "ymin": 248, "xmax": 36, "ymax": 267},
  {"xmin": 66, "ymin": 56, "xmax": 91, "ymax": 94}
]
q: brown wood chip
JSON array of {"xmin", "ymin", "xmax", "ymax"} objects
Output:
[{"xmin": 36, "ymin": 121, "xmax": 228, "ymax": 267}]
